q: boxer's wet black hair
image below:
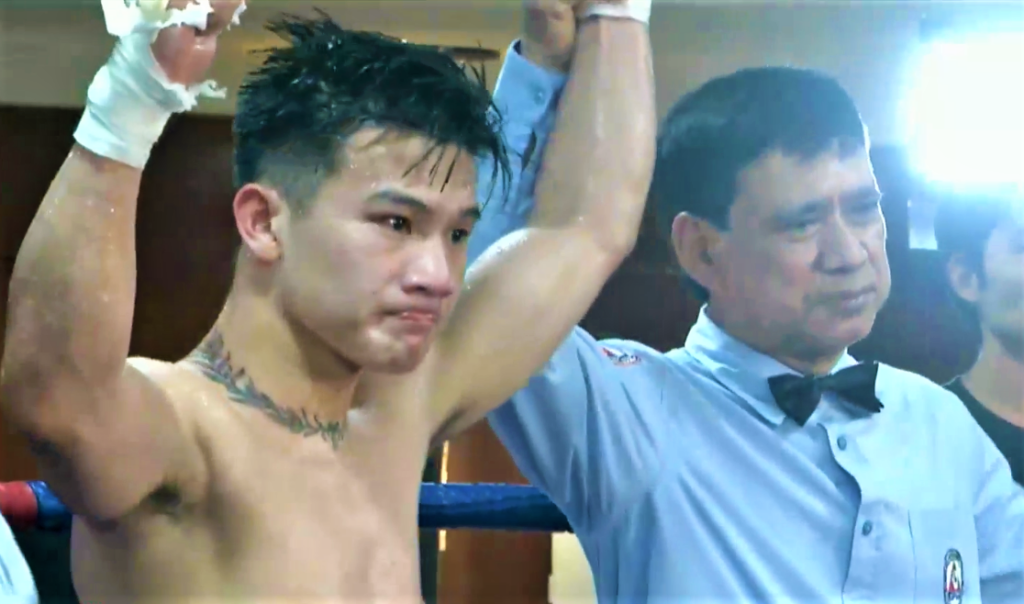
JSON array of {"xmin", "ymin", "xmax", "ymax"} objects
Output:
[
  {"xmin": 651, "ymin": 67, "xmax": 866, "ymax": 301},
  {"xmin": 233, "ymin": 12, "xmax": 510, "ymax": 212}
]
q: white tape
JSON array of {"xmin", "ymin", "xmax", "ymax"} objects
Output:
[
  {"xmin": 579, "ymin": 0, "xmax": 652, "ymax": 24},
  {"xmin": 101, "ymin": 0, "xmax": 246, "ymax": 38},
  {"xmin": 74, "ymin": 0, "xmax": 242, "ymax": 167},
  {"xmin": 102, "ymin": 0, "xmax": 212, "ymax": 38}
]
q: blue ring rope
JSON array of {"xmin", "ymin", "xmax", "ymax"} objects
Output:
[{"xmin": 6, "ymin": 481, "xmax": 573, "ymax": 533}]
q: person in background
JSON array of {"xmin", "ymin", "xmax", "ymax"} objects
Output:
[
  {"xmin": 0, "ymin": 514, "xmax": 36, "ymax": 602},
  {"xmin": 936, "ymin": 192, "xmax": 1024, "ymax": 485},
  {"xmin": 467, "ymin": 1, "xmax": 1024, "ymax": 601}
]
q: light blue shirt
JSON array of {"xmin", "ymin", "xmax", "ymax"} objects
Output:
[
  {"xmin": 471, "ymin": 44, "xmax": 1024, "ymax": 603},
  {"xmin": 0, "ymin": 515, "xmax": 36, "ymax": 602}
]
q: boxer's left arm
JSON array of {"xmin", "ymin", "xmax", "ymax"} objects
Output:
[{"xmin": 428, "ymin": 15, "xmax": 655, "ymax": 440}]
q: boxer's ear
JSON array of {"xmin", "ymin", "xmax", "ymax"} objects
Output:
[
  {"xmin": 671, "ymin": 212, "xmax": 720, "ymax": 293},
  {"xmin": 233, "ymin": 183, "xmax": 286, "ymax": 263}
]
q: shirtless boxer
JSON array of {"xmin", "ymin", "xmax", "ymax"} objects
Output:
[{"xmin": 0, "ymin": 0, "xmax": 654, "ymax": 600}]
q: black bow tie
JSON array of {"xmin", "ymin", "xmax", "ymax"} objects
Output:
[{"xmin": 767, "ymin": 362, "xmax": 883, "ymax": 426}]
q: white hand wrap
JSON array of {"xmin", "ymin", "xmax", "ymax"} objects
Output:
[
  {"xmin": 579, "ymin": 0, "xmax": 652, "ymax": 24},
  {"xmin": 74, "ymin": 0, "xmax": 245, "ymax": 168}
]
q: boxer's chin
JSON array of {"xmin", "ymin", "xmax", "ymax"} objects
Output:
[
  {"xmin": 371, "ymin": 351, "xmax": 426, "ymax": 374},
  {"xmin": 359, "ymin": 330, "xmax": 434, "ymax": 374}
]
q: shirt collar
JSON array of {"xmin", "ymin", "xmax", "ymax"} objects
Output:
[{"xmin": 673, "ymin": 307, "xmax": 859, "ymax": 426}]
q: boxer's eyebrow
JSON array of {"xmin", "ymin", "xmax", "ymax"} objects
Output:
[
  {"xmin": 368, "ymin": 190, "xmax": 480, "ymax": 220},
  {"xmin": 369, "ymin": 190, "xmax": 428, "ymax": 212}
]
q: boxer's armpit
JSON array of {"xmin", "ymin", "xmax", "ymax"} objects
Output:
[
  {"xmin": 1, "ymin": 359, "xmax": 201, "ymax": 523},
  {"xmin": 186, "ymin": 331, "xmax": 347, "ymax": 450}
]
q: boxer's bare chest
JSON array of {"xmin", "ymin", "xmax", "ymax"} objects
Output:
[{"xmin": 73, "ymin": 394, "xmax": 432, "ymax": 603}]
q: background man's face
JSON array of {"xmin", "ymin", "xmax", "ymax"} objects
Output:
[{"xmin": 975, "ymin": 213, "xmax": 1024, "ymax": 358}]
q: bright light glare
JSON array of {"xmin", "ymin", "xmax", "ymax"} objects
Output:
[{"xmin": 906, "ymin": 33, "xmax": 1024, "ymax": 187}]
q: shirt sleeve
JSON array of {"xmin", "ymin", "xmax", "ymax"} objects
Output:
[
  {"xmin": 467, "ymin": 40, "xmax": 567, "ymax": 265},
  {"xmin": 971, "ymin": 415, "xmax": 1024, "ymax": 602},
  {"xmin": 488, "ymin": 330, "xmax": 668, "ymax": 535}
]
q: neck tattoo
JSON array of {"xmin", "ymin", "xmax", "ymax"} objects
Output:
[{"xmin": 187, "ymin": 331, "xmax": 346, "ymax": 449}]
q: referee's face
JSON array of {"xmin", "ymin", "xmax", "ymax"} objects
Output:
[{"xmin": 699, "ymin": 142, "xmax": 891, "ymax": 363}]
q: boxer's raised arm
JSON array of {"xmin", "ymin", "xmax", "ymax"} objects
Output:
[
  {"xmin": 0, "ymin": 2, "xmax": 240, "ymax": 522},
  {"xmin": 0, "ymin": 146, "xmax": 194, "ymax": 523},
  {"xmin": 430, "ymin": 11, "xmax": 655, "ymax": 437}
]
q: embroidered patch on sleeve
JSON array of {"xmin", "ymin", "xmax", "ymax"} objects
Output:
[{"xmin": 600, "ymin": 346, "xmax": 641, "ymax": 367}]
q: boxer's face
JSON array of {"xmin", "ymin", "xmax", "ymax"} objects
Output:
[
  {"xmin": 279, "ymin": 128, "xmax": 478, "ymax": 373},
  {"xmin": 678, "ymin": 143, "xmax": 890, "ymax": 364}
]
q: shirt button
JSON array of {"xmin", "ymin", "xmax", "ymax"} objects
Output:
[
  {"xmin": 837, "ymin": 435, "xmax": 848, "ymax": 450},
  {"xmin": 861, "ymin": 520, "xmax": 874, "ymax": 536}
]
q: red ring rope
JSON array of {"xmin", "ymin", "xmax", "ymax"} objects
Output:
[{"xmin": 0, "ymin": 481, "xmax": 38, "ymax": 529}]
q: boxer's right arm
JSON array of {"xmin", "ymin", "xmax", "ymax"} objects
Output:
[
  {"xmin": 0, "ymin": 146, "xmax": 197, "ymax": 522},
  {"xmin": 0, "ymin": 2, "xmax": 241, "ymax": 522}
]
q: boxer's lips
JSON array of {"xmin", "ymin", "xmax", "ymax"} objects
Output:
[
  {"xmin": 398, "ymin": 311, "xmax": 439, "ymax": 324},
  {"xmin": 386, "ymin": 307, "xmax": 442, "ymax": 333}
]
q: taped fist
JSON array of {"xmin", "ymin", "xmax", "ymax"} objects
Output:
[{"xmin": 151, "ymin": 0, "xmax": 245, "ymax": 85}]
